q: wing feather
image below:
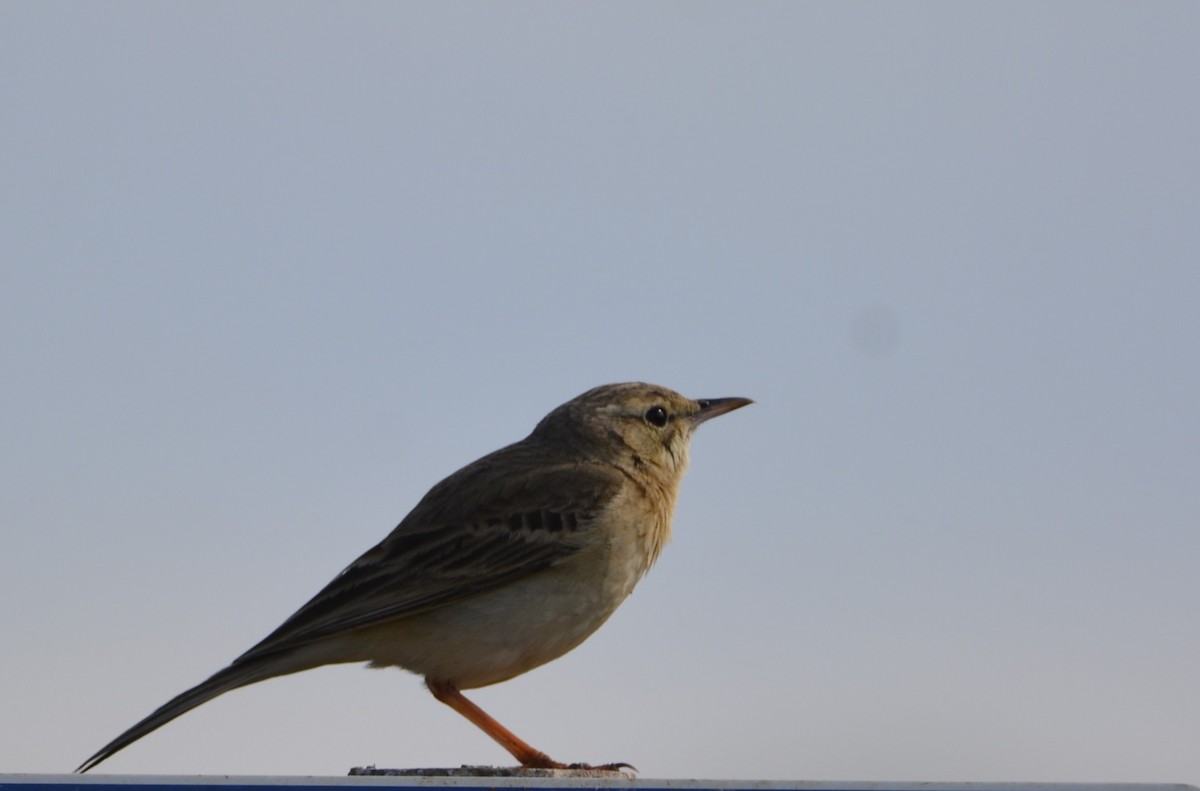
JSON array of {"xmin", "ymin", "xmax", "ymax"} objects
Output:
[{"xmin": 233, "ymin": 451, "xmax": 623, "ymax": 665}]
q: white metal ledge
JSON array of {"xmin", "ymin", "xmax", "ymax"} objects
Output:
[{"xmin": 1, "ymin": 775, "xmax": 1197, "ymax": 791}]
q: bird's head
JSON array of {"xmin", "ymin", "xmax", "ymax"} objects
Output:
[{"xmin": 534, "ymin": 382, "xmax": 752, "ymax": 478}]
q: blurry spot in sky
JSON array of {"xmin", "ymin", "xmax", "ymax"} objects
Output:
[{"xmin": 850, "ymin": 304, "xmax": 901, "ymax": 358}]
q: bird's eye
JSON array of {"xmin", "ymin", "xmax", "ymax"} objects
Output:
[{"xmin": 644, "ymin": 405, "xmax": 669, "ymax": 427}]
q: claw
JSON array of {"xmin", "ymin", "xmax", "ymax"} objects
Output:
[{"xmin": 564, "ymin": 761, "xmax": 637, "ymax": 773}]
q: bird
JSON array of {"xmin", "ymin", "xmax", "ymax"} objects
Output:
[{"xmin": 77, "ymin": 382, "xmax": 752, "ymax": 773}]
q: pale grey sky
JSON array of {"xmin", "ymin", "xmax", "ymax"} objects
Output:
[{"xmin": 2, "ymin": 2, "xmax": 1197, "ymax": 783}]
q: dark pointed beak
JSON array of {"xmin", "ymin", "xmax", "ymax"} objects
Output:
[{"xmin": 690, "ymin": 396, "xmax": 753, "ymax": 427}]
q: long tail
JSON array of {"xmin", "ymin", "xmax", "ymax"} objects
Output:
[{"xmin": 76, "ymin": 658, "xmax": 284, "ymax": 773}]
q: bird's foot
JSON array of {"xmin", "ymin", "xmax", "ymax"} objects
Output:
[
  {"xmin": 565, "ymin": 761, "xmax": 637, "ymax": 773},
  {"xmin": 521, "ymin": 755, "xmax": 636, "ymax": 773}
]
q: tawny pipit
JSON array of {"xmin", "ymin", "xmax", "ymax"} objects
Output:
[{"xmin": 78, "ymin": 382, "xmax": 751, "ymax": 772}]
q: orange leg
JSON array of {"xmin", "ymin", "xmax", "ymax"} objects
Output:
[
  {"xmin": 425, "ymin": 678, "xmax": 634, "ymax": 771},
  {"xmin": 425, "ymin": 678, "xmax": 562, "ymax": 768}
]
